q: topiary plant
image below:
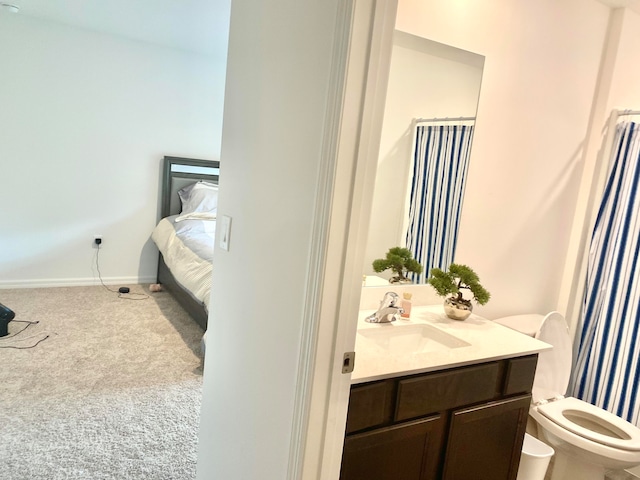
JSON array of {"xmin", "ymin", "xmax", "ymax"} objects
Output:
[
  {"xmin": 372, "ymin": 247, "xmax": 423, "ymax": 284},
  {"xmin": 428, "ymin": 263, "xmax": 491, "ymax": 309}
]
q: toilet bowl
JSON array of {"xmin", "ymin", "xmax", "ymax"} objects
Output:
[{"xmin": 494, "ymin": 312, "xmax": 640, "ymax": 480}]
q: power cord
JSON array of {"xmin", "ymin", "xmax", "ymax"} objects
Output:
[
  {"xmin": 0, "ymin": 320, "xmax": 51, "ymax": 349},
  {"xmin": 0, "ymin": 335, "xmax": 51, "ymax": 349},
  {"xmin": 94, "ymin": 244, "xmax": 149, "ymax": 301},
  {"xmin": 1, "ymin": 319, "xmax": 38, "ymax": 338}
]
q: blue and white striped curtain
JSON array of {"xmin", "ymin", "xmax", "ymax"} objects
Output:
[
  {"xmin": 571, "ymin": 121, "xmax": 640, "ymax": 427},
  {"xmin": 405, "ymin": 124, "xmax": 474, "ymax": 284}
]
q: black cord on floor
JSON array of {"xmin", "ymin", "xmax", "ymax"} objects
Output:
[
  {"xmin": 0, "ymin": 335, "xmax": 50, "ymax": 349},
  {"xmin": 0, "ymin": 320, "xmax": 50, "ymax": 349},
  {"xmin": 95, "ymin": 245, "xmax": 149, "ymax": 301},
  {"xmin": 0, "ymin": 320, "xmax": 38, "ymax": 339}
]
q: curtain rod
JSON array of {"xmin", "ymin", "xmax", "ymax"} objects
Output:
[
  {"xmin": 615, "ymin": 109, "xmax": 640, "ymax": 117},
  {"xmin": 414, "ymin": 116, "xmax": 476, "ymax": 123}
]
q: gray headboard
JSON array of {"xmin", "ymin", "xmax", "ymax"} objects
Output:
[{"xmin": 160, "ymin": 156, "xmax": 220, "ymax": 219}]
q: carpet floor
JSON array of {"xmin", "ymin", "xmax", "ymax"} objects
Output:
[{"xmin": 0, "ymin": 285, "xmax": 204, "ymax": 480}]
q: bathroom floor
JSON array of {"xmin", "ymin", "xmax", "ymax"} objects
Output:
[
  {"xmin": 606, "ymin": 470, "xmax": 640, "ymax": 480},
  {"xmin": 606, "ymin": 468, "xmax": 640, "ymax": 480},
  {"xmin": 543, "ymin": 456, "xmax": 640, "ymax": 480}
]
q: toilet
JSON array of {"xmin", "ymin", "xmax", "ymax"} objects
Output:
[{"xmin": 494, "ymin": 311, "xmax": 640, "ymax": 480}]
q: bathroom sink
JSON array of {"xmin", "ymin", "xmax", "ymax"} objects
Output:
[{"xmin": 357, "ymin": 323, "xmax": 470, "ymax": 354}]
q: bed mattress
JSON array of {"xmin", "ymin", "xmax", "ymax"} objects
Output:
[{"xmin": 151, "ymin": 215, "xmax": 215, "ymax": 310}]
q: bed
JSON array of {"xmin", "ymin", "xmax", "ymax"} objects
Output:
[{"xmin": 151, "ymin": 156, "xmax": 220, "ymax": 330}]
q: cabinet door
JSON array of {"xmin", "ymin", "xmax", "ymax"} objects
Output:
[
  {"xmin": 442, "ymin": 395, "xmax": 530, "ymax": 480},
  {"xmin": 340, "ymin": 415, "xmax": 445, "ymax": 480}
]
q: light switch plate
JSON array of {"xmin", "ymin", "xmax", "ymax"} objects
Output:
[{"xmin": 220, "ymin": 215, "xmax": 231, "ymax": 251}]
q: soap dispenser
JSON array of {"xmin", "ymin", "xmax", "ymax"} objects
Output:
[{"xmin": 400, "ymin": 292, "xmax": 412, "ymax": 319}]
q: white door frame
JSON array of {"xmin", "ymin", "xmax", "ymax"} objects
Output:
[{"xmin": 291, "ymin": 1, "xmax": 398, "ymax": 478}]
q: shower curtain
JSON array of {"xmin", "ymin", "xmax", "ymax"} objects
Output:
[
  {"xmin": 405, "ymin": 123, "xmax": 474, "ymax": 284},
  {"xmin": 571, "ymin": 121, "xmax": 640, "ymax": 427}
]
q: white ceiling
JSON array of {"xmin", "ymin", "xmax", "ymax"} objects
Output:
[
  {"xmin": 597, "ymin": 0, "xmax": 631, "ymax": 5},
  {"xmin": 0, "ymin": 0, "xmax": 231, "ymax": 57},
  {"xmin": 596, "ymin": 0, "xmax": 640, "ymax": 12},
  {"xmin": 3, "ymin": 0, "xmax": 640, "ymax": 56}
]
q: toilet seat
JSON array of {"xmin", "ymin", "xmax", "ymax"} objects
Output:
[{"xmin": 536, "ymin": 397, "xmax": 640, "ymax": 451}]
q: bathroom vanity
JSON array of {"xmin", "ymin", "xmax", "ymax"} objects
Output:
[{"xmin": 340, "ymin": 305, "xmax": 551, "ymax": 480}]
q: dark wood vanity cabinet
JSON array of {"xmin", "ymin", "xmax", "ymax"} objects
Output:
[{"xmin": 340, "ymin": 355, "xmax": 537, "ymax": 480}]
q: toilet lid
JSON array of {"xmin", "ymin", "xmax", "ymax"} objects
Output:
[
  {"xmin": 532, "ymin": 311, "xmax": 572, "ymax": 404},
  {"xmin": 536, "ymin": 397, "xmax": 640, "ymax": 451}
]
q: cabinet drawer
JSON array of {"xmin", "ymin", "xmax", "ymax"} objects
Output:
[
  {"xmin": 395, "ymin": 362, "xmax": 501, "ymax": 422},
  {"xmin": 503, "ymin": 355, "xmax": 537, "ymax": 396},
  {"xmin": 346, "ymin": 380, "xmax": 395, "ymax": 434}
]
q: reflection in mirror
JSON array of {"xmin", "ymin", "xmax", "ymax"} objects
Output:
[{"xmin": 364, "ymin": 31, "xmax": 485, "ymax": 285}]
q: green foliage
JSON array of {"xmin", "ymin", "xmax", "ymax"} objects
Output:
[
  {"xmin": 428, "ymin": 263, "xmax": 491, "ymax": 306},
  {"xmin": 372, "ymin": 247, "xmax": 423, "ymax": 282}
]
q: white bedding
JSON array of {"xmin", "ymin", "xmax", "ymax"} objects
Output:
[{"xmin": 151, "ymin": 215, "xmax": 215, "ymax": 310}]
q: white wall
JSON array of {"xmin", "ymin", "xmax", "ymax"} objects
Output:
[
  {"xmin": 0, "ymin": 14, "xmax": 226, "ymax": 287},
  {"xmin": 196, "ymin": 0, "xmax": 345, "ymax": 478},
  {"xmin": 395, "ymin": 0, "xmax": 611, "ymax": 319},
  {"xmin": 364, "ymin": 31, "xmax": 484, "ymax": 279},
  {"xmin": 607, "ymin": 9, "xmax": 640, "ymax": 107}
]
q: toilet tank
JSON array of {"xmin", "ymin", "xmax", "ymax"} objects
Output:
[{"xmin": 493, "ymin": 314, "xmax": 545, "ymax": 337}]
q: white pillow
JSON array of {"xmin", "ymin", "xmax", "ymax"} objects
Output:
[{"xmin": 177, "ymin": 181, "xmax": 218, "ymax": 222}]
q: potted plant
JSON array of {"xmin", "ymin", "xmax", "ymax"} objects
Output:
[
  {"xmin": 427, "ymin": 263, "xmax": 490, "ymax": 320},
  {"xmin": 372, "ymin": 247, "xmax": 423, "ymax": 284}
]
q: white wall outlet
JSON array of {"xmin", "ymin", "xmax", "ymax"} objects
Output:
[{"xmin": 219, "ymin": 215, "xmax": 231, "ymax": 251}]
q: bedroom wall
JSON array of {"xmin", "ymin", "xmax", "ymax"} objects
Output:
[
  {"xmin": 394, "ymin": 0, "xmax": 611, "ymax": 319},
  {"xmin": 0, "ymin": 13, "xmax": 226, "ymax": 287}
]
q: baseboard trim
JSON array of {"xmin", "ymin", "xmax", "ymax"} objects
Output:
[{"xmin": 0, "ymin": 276, "xmax": 157, "ymax": 289}]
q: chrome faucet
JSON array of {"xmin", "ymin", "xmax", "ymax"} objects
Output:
[{"xmin": 365, "ymin": 291, "xmax": 404, "ymax": 323}]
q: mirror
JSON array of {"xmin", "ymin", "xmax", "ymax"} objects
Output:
[{"xmin": 363, "ymin": 31, "xmax": 485, "ymax": 285}]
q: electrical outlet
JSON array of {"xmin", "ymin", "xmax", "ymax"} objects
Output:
[{"xmin": 93, "ymin": 236, "xmax": 103, "ymax": 248}]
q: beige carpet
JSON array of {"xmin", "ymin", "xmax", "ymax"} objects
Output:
[{"xmin": 0, "ymin": 285, "xmax": 204, "ymax": 480}]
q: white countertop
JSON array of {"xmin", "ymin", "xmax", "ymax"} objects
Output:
[{"xmin": 352, "ymin": 304, "xmax": 551, "ymax": 384}]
